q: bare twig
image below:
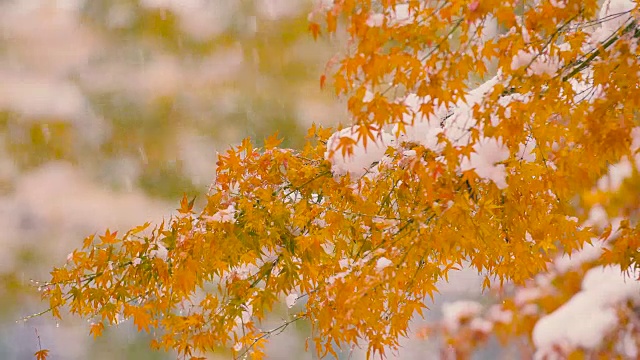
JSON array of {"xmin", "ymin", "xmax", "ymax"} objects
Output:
[{"xmin": 234, "ymin": 315, "xmax": 306, "ymax": 360}]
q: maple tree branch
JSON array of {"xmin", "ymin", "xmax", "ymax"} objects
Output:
[
  {"xmin": 524, "ymin": 11, "xmax": 582, "ymax": 74},
  {"xmin": 233, "ymin": 314, "xmax": 306, "ymax": 360},
  {"xmin": 562, "ymin": 19, "xmax": 639, "ymax": 82},
  {"xmin": 35, "ymin": 328, "xmax": 42, "ymax": 351},
  {"xmin": 40, "ymin": 260, "xmax": 134, "ymax": 287},
  {"xmin": 283, "ymin": 170, "xmax": 331, "ymax": 199},
  {"xmin": 578, "ymin": 10, "xmax": 634, "ymax": 28},
  {"xmin": 420, "ymin": 18, "xmax": 464, "ymax": 63},
  {"xmin": 21, "ymin": 308, "xmax": 54, "ymax": 322},
  {"xmin": 317, "ymin": 201, "xmax": 407, "ymax": 222},
  {"xmin": 248, "ymin": 257, "xmax": 281, "ymax": 290},
  {"xmin": 33, "ymin": 328, "xmax": 50, "ymax": 360}
]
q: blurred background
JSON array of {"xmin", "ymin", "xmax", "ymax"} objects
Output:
[{"xmin": 0, "ymin": 1, "xmax": 491, "ymax": 359}]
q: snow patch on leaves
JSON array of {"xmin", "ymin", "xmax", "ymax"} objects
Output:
[
  {"xmin": 325, "ymin": 126, "xmax": 394, "ymax": 177},
  {"xmin": 375, "ymin": 257, "xmax": 392, "ymax": 271},
  {"xmin": 149, "ymin": 243, "xmax": 168, "ymax": 260},
  {"xmin": 511, "ymin": 49, "xmax": 563, "ymax": 77},
  {"xmin": 518, "ymin": 139, "xmax": 537, "ymax": 162},
  {"xmin": 442, "ymin": 301, "xmax": 483, "ymax": 332},
  {"xmin": 205, "ymin": 204, "xmax": 237, "ymax": 223},
  {"xmin": 599, "ymin": 0, "xmax": 637, "ymax": 35},
  {"xmin": 460, "ymin": 137, "xmax": 510, "ymax": 189},
  {"xmin": 393, "ymin": 94, "xmax": 445, "ymax": 152},
  {"xmin": 533, "ymin": 266, "xmax": 640, "ymax": 356},
  {"xmin": 235, "ymin": 303, "xmax": 253, "ymax": 325}
]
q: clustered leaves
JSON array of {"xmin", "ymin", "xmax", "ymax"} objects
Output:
[{"xmin": 38, "ymin": 0, "xmax": 640, "ymax": 359}]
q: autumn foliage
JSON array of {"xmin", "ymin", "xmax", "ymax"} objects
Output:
[{"xmin": 38, "ymin": 0, "xmax": 640, "ymax": 359}]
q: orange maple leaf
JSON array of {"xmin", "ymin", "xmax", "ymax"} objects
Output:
[
  {"xmin": 99, "ymin": 229, "xmax": 118, "ymax": 245},
  {"xmin": 90, "ymin": 322, "xmax": 104, "ymax": 338},
  {"xmin": 179, "ymin": 194, "xmax": 196, "ymax": 214},
  {"xmin": 264, "ymin": 132, "xmax": 283, "ymax": 150},
  {"xmin": 34, "ymin": 349, "xmax": 49, "ymax": 360}
]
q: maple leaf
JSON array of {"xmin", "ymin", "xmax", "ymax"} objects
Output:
[
  {"xmin": 89, "ymin": 322, "xmax": 104, "ymax": 339},
  {"xmin": 99, "ymin": 229, "xmax": 118, "ymax": 245},
  {"xmin": 179, "ymin": 194, "xmax": 196, "ymax": 214},
  {"xmin": 82, "ymin": 234, "xmax": 95, "ymax": 249},
  {"xmin": 34, "ymin": 349, "xmax": 49, "ymax": 360},
  {"xmin": 309, "ymin": 22, "xmax": 320, "ymax": 40},
  {"xmin": 264, "ymin": 131, "xmax": 284, "ymax": 150},
  {"xmin": 34, "ymin": 1, "xmax": 640, "ymax": 359}
]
